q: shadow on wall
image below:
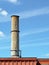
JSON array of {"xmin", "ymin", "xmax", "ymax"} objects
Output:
[{"xmin": 36, "ymin": 60, "xmax": 41, "ymax": 65}]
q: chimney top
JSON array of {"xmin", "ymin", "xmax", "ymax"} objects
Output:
[{"xmin": 11, "ymin": 15, "xmax": 19, "ymax": 17}]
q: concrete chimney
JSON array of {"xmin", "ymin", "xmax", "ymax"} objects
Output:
[{"xmin": 11, "ymin": 15, "xmax": 19, "ymax": 58}]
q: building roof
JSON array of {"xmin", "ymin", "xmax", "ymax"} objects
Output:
[
  {"xmin": 0, "ymin": 57, "xmax": 37, "ymax": 61},
  {"xmin": 0, "ymin": 58, "xmax": 49, "ymax": 65}
]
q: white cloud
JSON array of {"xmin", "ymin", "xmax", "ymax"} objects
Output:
[
  {"xmin": 0, "ymin": 0, "xmax": 20, "ymax": 4},
  {"xmin": 0, "ymin": 10, "xmax": 8, "ymax": 16},
  {"xmin": 8, "ymin": 0, "xmax": 17, "ymax": 3},
  {"xmin": 0, "ymin": 8, "xmax": 9, "ymax": 22},
  {"xmin": 20, "ymin": 28, "xmax": 49, "ymax": 37},
  {"xmin": 21, "ymin": 37, "xmax": 49, "ymax": 44},
  {"xmin": 7, "ymin": 0, "xmax": 20, "ymax": 4},
  {"xmin": 44, "ymin": 53, "xmax": 49, "ymax": 57},
  {"xmin": 0, "ymin": 31, "xmax": 11, "ymax": 40},
  {"xmin": 0, "ymin": 31, "xmax": 5, "ymax": 38},
  {"xmin": 21, "ymin": 42, "xmax": 49, "ymax": 48},
  {"xmin": 16, "ymin": 7, "xmax": 49, "ymax": 19},
  {"xmin": 0, "ymin": 8, "xmax": 8, "ymax": 16}
]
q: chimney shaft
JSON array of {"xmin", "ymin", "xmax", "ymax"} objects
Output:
[{"xmin": 11, "ymin": 15, "xmax": 19, "ymax": 58}]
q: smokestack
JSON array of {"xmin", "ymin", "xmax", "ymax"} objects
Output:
[{"xmin": 11, "ymin": 15, "xmax": 19, "ymax": 58}]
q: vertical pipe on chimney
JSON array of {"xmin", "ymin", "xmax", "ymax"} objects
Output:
[{"xmin": 11, "ymin": 15, "xmax": 19, "ymax": 58}]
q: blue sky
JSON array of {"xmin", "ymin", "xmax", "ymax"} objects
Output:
[{"xmin": 0, "ymin": 0, "xmax": 49, "ymax": 58}]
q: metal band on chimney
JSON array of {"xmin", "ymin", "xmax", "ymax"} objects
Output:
[{"xmin": 11, "ymin": 30, "xmax": 20, "ymax": 32}]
